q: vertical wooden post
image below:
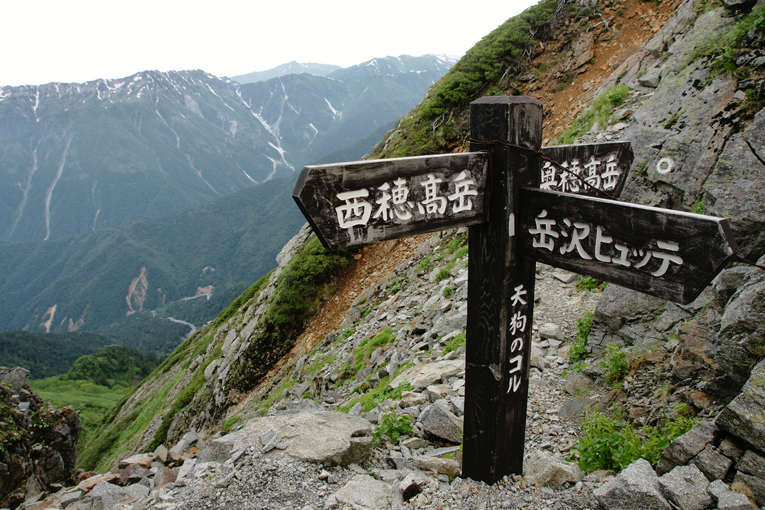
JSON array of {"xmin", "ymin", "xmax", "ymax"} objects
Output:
[{"xmin": 463, "ymin": 96, "xmax": 543, "ymax": 483}]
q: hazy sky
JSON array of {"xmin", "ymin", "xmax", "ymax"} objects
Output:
[{"xmin": 2, "ymin": 0, "xmax": 539, "ymax": 87}]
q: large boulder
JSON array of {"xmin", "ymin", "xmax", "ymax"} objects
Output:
[
  {"xmin": 594, "ymin": 459, "xmax": 672, "ymax": 510},
  {"xmin": 708, "ymin": 274, "xmax": 765, "ymax": 400},
  {"xmin": 658, "ymin": 464, "xmax": 713, "ymax": 510},
  {"xmin": 418, "ymin": 399, "xmax": 464, "ymax": 444},
  {"xmin": 0, "ymin": 367, "xmax": 30, "ymax": 393},
  {"xmin": 196, "ymin": 430, "xmax": 243, "ymax": 463},
  {"xmin": 327, "ymin": 474, "xmax": 396, "ymax": 510},
  {"xmin": 656, "ymin": 420, "xmax": 719, "ymax": 475},
  {"xmin": 234, "ymin": 411, "xmax": 372, "ymax": 466},
  {"xmin": 707, "ymin": 479, "xmax": 757, "ymax": 510},
  {"xmin": 523, "ymin": 450, "xmax": 582, "ymax": 487}
]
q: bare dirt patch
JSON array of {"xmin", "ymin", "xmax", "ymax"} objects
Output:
[
  {"xmin": 258, "ymin": 233, "xmax": 432, "ymax": 383},
  {"xmin": 526, "ymin": 0, "xmax": 678, "ymax": 143}
]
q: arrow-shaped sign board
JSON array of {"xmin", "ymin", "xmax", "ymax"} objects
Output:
[
  {"xmin": 293, "ymin": 152, "xmax": 489, "ymax": 251},
  {"xmin": 518, "ymin": 187, "xmax": 739, "ymax": 304}
]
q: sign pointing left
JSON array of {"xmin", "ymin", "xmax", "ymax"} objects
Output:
[{"xmin": 293, "ymin": 152, "xmax": 490, "ymax": 250}]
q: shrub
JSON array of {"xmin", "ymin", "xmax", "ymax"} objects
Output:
[
  {"xmin": 447, "ymin": 233, "xmax": 468, "ymax": 253},
  {"xmin": 576, "ymin": 276, "xmax": 606, "ymax": 293},
  {"xmin": 570, "ymin": 407, "xmax": 699, "ymax": 472},
  {"xmin": 558, "ymin": 84, "xmax": 631, "ymax": 144},
  {"xmin": 340, "ymin": 380, "xmax": 413, "ymax": 413},
  {"xmin": 386, "ymin": 276, "xmax": 407, "ymax": 296},
  {"xmin": 417, "ymin": 255, "xmax": 433, "ymax": 274},
  {"xmin": 697, "ymin": 3, "xmax": 765, "ymax": 77},
  {"xmin": 349, "ymin": 328, "xmax": 397, "ymax": 377},
  {"xmin": 229, "ymin": 237, "xmax": 351, "ymax": 393},
  {"xmin": 373, "ymin": 413, "xmax": 415, "ymax": 446},
  {"xmin": 569, "ymin": 312, "xmax": 594, "ymax": 362},
  {"xmin": 223, "ymin": 414, "xmax": 242, "ymax": 432},
  {"xmin": 267, "ymin": 237, "xmax": 350, "ymax": 334},
  {"xmin": 443, "ymin": 333, "xmax": 467, "ymax": 355},
  {"xmin": 601, "ymin": 344, "xmax": 628, "ymax": 387},
  {"xmin": 435, "ymin": 262, "xmax": 455, "ymax": 283}
]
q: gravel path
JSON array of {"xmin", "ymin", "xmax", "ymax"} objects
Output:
[{"xmin": 144, "ymin": 264, "xmax": 607, "ymax": 510}]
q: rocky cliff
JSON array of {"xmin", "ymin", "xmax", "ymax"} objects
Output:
[
  {"xmin": 15, "ymin": 0, "xmax": 765, "ymax": 508},
  {"xmin": 0, "ymin": 367, "xmax": 82, "ymax": 509}
]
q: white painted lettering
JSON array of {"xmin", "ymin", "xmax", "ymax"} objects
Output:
[
  {"xmin": 528, "ymin": 210, "xmax": 559, "ymax": 251},
  {"xmin": 336, "ymin": 189, "xmax": 372, "ymax": 228}
]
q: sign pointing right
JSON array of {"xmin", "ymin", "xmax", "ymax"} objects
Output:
[{"xmin": 518, "ymin": 187, "xmax": 739, "ymax": 304}]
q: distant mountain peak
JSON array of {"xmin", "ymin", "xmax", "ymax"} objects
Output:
[
  {"xmin": 231, "ymin": 54, "xmax": 458, "ymax": 85},
  {"xmin": 231, "ymin": 62, "xmax": 342, "ymax": 84}
]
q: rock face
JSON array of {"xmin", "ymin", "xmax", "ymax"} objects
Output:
[
  {"xmin": 717, "ymin": 359, "xmax": 765, "ymax": 453},
  {"xmin": 707, "ymin": 266, "xmax": 765, "ymax": 400},
  {"xmin": 0, "ymin": 366, "xmax": 82, "ymax": 509},
  {"xmin": 706, "ymin": 108, "xmax": 765, "ymax": 259},
  {"xmin": 587, "ymin": 0, "xmax": 765, "ymax": 398}
]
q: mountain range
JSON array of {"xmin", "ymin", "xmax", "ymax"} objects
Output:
[
  {"xmin": 0, "ymin": 54, "xmax": 457, "ymax": 243},
  {"xmin": 0, "ymin": 54, "xmax": 457, "ymax": 346}
]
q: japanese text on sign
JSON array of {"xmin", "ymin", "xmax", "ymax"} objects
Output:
[
  {"xmin": 508, "ymin": 284, "xmax": 529, "ymax": 394},
  {"xmin": 528, "ymin": 209, "xmax": 684, "ymax": 277},
  {"xmin": 335, "ymin": 171, "xmax": 479, "ymax": 229},
  {"xmin": 540, "ymin": 155, "xmax": 621, "ymax": 194}
]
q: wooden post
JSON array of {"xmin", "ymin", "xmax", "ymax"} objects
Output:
[{"xmin": 463, "ymin": 96, "xmax": 543, "ymax": 483}]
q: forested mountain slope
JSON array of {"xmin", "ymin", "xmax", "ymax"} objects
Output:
[
  {"xmin": 0, "ymin": 177, "xmax": 304, "ymax": 345},
  {"xmin": 0, "ymin": 55, "xmax": 455, "ymax": 341}
]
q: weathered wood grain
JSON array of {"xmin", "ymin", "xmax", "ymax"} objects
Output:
[
  {"xmin": 292, "ymin": 153, "xmax": 489, "ymax": 250},
  {"xmin": 462, "ymin": 96, "xmax": 542, "ymax": 483},
  {"xmin": 518, "ymin": 187, "xmax": 738, "ymax": 304}
]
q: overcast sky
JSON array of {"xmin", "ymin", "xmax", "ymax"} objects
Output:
[{"xmin": 2, "ymin": 0, "xmax": 539, "ymax": 87}]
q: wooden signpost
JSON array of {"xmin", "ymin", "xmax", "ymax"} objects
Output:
[{"xmin": 292, "ymin": 96, "xmax": 738, "ymax": 484}]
